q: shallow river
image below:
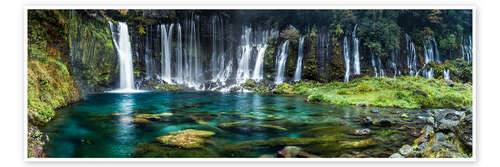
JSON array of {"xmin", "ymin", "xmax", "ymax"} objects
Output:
[{"xmin": 44, "ymin": 92, "xmax": 423, "ymax": 158}]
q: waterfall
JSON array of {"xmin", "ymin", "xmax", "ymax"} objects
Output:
[
  {"xmin": 316, "ymin": 29, "xmax": 331, "ymax": 80},
  {"xmin": 210, "ymin": 15, "xmax": 227, "ymax": 83},
  {"xmin": 343, "ymin": 36, "xmax": 350, "ymax": 82},
  {"xmin": 236, "ymin": 26, "xmax": 253, "ymax": 83},
  {"xmin": 143, "ymin": 25, "xmax": 156, "ymax": 80},
  {"xmin": 293, "ymin": 36, "xmax": 305, "ymax": 81},
  {"xmin": 175, "ymin": 23, "xmax": 183, "ymax": 83},
  {"xmin": 178, "ymin": 14, "xmax": 203, "ymax": 89},
  {"xmin": 461, "ymin": 35, "xmax": 473, "ymax": 62},
  {"xmin": 161, "ymin": 24, "xmax": 174, "ymax": 83},
  {"xmin": 443, "ymin": 69, "xmax": 450, "ymax": 81},
  {"xmin": 370, "ymin": 50, "xmax": 384, "ymax": 77},
  {"xmin": 423, "ymin": 37, "xmax": 440, "ymax": 79},
  {"xmin": 252, "ymin": 29, "xmax": 272, "ymax": 81},
  {"xmin": 109, "ymin": 22, "xmax": 135, "ymax": 91},
  {"xmin": 390, "ymin": 49, "xmax": 399, "ymax": 77},
  {"xmin": 405, "ymin": 34, "xmax": 417, "ymax": 76},
  {"xmin": 352, "ymin": 24, "xmax": 360, "ymax": 75},
  {"xmin": 275, "ymin": 40, "xmax": 290, "ymax": 84}
]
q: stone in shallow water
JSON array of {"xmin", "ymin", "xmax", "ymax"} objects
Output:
[
  {"xmin": 399, "ymin": 145, "xmax": 413, "ymax": 156},
  {"xmin": 155, "ymin": 129, "xmax": 215, "ymax": 149},
  {"xmin": 217, "ymin": 122, "xmax": 287, "ymax": 134},
  {"xmin": 339, "ymin": 139, "xmax": 377, "ymax": 149},
  {"xmin": 389, "ymin": 153, "xmax": 404, "ymax": 158},
  {"xmin": 348, "ymin": 128, "xmax": 371, "ymax": 136}
]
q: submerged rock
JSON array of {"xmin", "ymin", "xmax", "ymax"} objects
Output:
[
  {"xmin": 133, "ymin": 142, "xmax": 218, "ymax": 158},
  {"xmin": 135, "ymin": 112, "xmax": 173, "ymax": 121},
  {"xmin": 370, "ymin": 109, "xmax": 380, "ymax": 113},
  {"xmin": 155, "ymin": 129, "xmax": 215, "ymax": 149},
  {"xmin": 217, "ymin": 122, "xmax": 287, "ymax": 134},
  {"xmin": 360, "ymin": 116, "xmax": 373, "ymax": 126},
  {"xmin": 377, "ymin": 119, "xmax": 393, "ymax": 127},
  {"xmin": 348, "ymin": 128, "xmax": 371, "ymax": 136},
  {"xmin": 282, "ymin": 146, "xmax": 302, "ymax": 157},
  {"xmin": 339, "ymin": 139, "xmax": 377, "ymax": 149}
]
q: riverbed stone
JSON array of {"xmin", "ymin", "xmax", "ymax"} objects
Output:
[
  {"xmin": 155, "ymin": 129, "xmax": 215, "ymax": 149},
  {"xmin": 399, "ymin": 145, "xmax": 413, "ymax": 156},
  {"xmin": 436, "ymin": 110, "xmax": 465, "ymax": 131},
  {"xmin": 453, "ymin": 114, "xmax": 472, "ymax": 150},
  {"xmin": 348, "ymin": 128, "xmax": 371, "ymax": 136},
  {"xmin": 389, "ymin": 153, "xmax": 404, "ymax": 158}
]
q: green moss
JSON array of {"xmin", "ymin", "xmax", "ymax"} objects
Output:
[
  {"xmin": 133, "ymin": 143, "xmax": 218, "ymax": 158},
  {"xmin": 377, "ymin": 129, "xmax": 398, "ymax": 136},
  {"xmin": 269, "ymin": 76, "xmax": 472, "ymax": 109},
  {"xmin": 153, "ymin": 82, "xmax": 182, "ymax": 91}
]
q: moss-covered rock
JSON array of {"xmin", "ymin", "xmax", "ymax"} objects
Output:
[
  {"xmin": 133, "ymin": 143, "xmax": 218, "ymax": 158},
  {"xmin": 155, "ymin": 129, "xmax": 215, "ymax": 149},
  {"xmin": 217, "ymin": 122, "xmax": 287, "ymax": 133}
]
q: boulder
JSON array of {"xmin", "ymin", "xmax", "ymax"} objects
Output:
[
  {"xmin": 155, "ymin": 129, "xmax": 215, "ymax": 149},
  {"xmin": 348, "ymin": 128, "xmax": 371, "ymax": 136},
  {"xmin": 276, "ymin": 150, "xmax": 291, "ymax": 158},
  {"xmin": 370, "ymin": 109, "xmax": 379, "ymax": 113},
  {"xmin": 389, "ymin": 153, "xmax": 404, "ymax": 158},
  {"xmin": 436, "ymin": 110, "xmax": 465, "ymax": 131},
  {"xmin": 399, "ymin": 145, "xmax": 413, "ymax": 156},
  {"xmin": 282, "ymin": 146, "xmax": 302, "ymax": 157},
  {"xmin": 360, "ymin": 116, "xmax": 373, "ymax": 126},
  {"xmin": 453, "ymin": 114, "xmax": 472, "ymax": 150},
  {"xmin": 377, "ymin": 119, "xmax": 392, "ymax": 127}
]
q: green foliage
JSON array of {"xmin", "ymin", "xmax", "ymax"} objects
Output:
[
  {"xmin": 153, "ymin": 82, "xmax": 182, "ymax": 91},
  {"xmin": 271, "ymin": 76, "xmax": 471, "ymax": 109}
]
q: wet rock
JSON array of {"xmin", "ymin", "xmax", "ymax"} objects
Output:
[
  {"xmin": 276, "ymin": 150, "xmax": 291, "ymax": 158},
  {"xmin": 296, "ymin": 151, "xmax": 320, "ymax": 158},
  {"xmin": 416, "ymin": 116, "xmax": 435, "ymax": 125},
  {"xmin": 135, "ymin": 112, "xmax": 173, "ymax": 121},
  {"xmin": 370, "ymin": 109, "xmax": 379, "ymax": 113},
  {"xmin": 399, "ymin": 145, "xmax": 413, "ymax": 156},
  {"xmin": 217, "ymin": 122, "xmax": 287, "ymax": 134},
  {"xmin": 400, "ymin": 113, "xmax": 408, "ymax": 118},
  {"xmin": 389, "ymin": 153, "xmax": 404, "ymax": 158},
  {"xmin": 453, "ymin": 114, "xmax": 472, "ymax": 150},
  {"xmin": 360, "ymin": 116, "xmax": 373, "ymax": 126},
  {"xmin": 377, "ymin": 119, "xmax": 392, "ymax": 127},
  {"xmin": 155, "ymin": 129, "xmax": 215, "ymax": 149},
  {"xmin": 133, "ymin": 117, "xmax": 152, "ymax": 124},
  {"xmin": 348, "ymin": 128, "xmax": 371, "ymax": 136},
  {"xmin": 339, "ymin": 139, "xmax": 377, "ymax": 149},
  {"xmin": 436, "ymin": 110, "xmax": 465, "ymax": 131},
  {"xmin": 414, "ymin": 125, "xmax": 434, "ymax": 145},
  {"xmin": 282, "ymin": 146, "xmax": 302, "ymax": 157},
  {"xmin": 354, "ymin": 154, "xmax": 369, "ymax": 158}
]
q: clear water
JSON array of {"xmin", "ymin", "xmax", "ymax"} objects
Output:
[{"xmin": 44, "ymin": 92, "xmax": 422, "ymax": 158}]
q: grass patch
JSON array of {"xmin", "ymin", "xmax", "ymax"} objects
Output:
[{"xmin": 271, "ymin": 76, "xmax": 472, "ymax": 109}]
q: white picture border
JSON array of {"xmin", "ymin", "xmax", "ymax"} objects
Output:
[{"xmin": 23, "ymin": 5, "xmax": 477, "ymax": 162}]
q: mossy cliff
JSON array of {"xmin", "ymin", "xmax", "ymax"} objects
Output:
[{"xmin": 27, "ymin": 10, "xmax": 119, "ymax": 157}]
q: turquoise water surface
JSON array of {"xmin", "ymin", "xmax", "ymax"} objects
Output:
[{"xmin": 44, "ymin": 92, "xmax": 421, "ymax": 158}]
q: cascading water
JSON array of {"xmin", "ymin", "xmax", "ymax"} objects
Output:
[
  {"xmin": 293, "ymin": 36, "xmax": 305, "ymax": 82},
  {"xmin": 252, "ymin": 29, "xmax": 272, "ymax": 81},
  {"xmin": 405, "ymin": 34, "xmax": 417, "ymax": 76},
  {"xmin": 210, "ymin": 15, "xmax": 228, "ymax": 83},
  {"xmin": 352, "ymin": 24, "xmax": 360, "ymax": 75},
  {"xmin": 370, "ymin": 50, "xmax": 384, "ymax": 77},
  {"xmin": 160, "ymin": 24, "xmax": 174, "ymax": 83},
  {"xmin": 316, "ymin": 29, "xmax": 331, "ymax": 80},
  {"xmin": 423, "ymin": 37, "xmax": 440, "ymax": 79},
  {"xmin": 175, "ymin": 23, "xmax": 183, "ymax": 83},
  {"xmin": 343, "ymin": 36, "xmax": 351, "ymax": 82},
  {"xmin": 443, "ymin": 69, "xmax": 451, "ymax": 81},
  {"xmin": 390, "ymin": 49, "xmax": 400, "ymax": 78},
  {"xmin": 236, "ymin": 26, "xmax": 253, "ymax": 83},
  {"xmin": 461, "ymin": 35, "xmax": 473, "ymax": 62},
  {"xmin": 275, "ymin": 40, "xmax": 290, "ymax": 85},
  {"xmin": 181, "ymin": 14, "xmax": 203, "ymax": 89},
  {"xmin": 109, "ymin": 22, "xmax": 136, "ymax": 92}
]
